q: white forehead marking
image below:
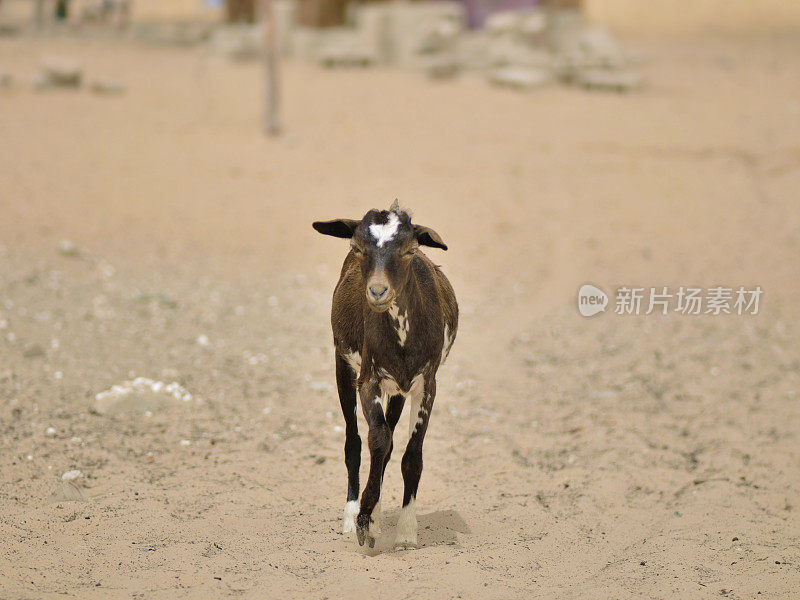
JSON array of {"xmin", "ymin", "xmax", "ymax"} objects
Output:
[{"xmin": 369, "ymin": 212, "xmax": 400, "ymax": 248}]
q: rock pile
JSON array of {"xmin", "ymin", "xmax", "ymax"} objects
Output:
[
  {"xmin": 204, "ymin": 2, "xmax": 643, "ymax": 91},
  {"xmin": 92, "ymin": 377, "xmax": 199, "ymax": 415},
  {"xmin": 272, "ymin": 2, "xmax": 642, "ymax": 92}
]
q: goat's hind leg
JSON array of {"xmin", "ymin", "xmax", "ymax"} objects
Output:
[
  {"xmin": 335, "ymin": 352, "xmax": 360, "ymax": 534},
  {"xmin": 356, "ymin": 378, "xmax": 392, "ymax": 548},
  {"xmin": 371, "ymin": 394, "xmax": 405, "ymax": 530},
  {"xmin": 396, "ymin": 378, "xmax": 435, "ymax": 549}
]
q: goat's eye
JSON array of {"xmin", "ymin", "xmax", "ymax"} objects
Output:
[
  {"xmin": 352, "ymin": 246, "xmax": 363, "ymax": 256},
  {"xmin": 403, "ymin": 249, "xmax": 416, "ymax": 258}
]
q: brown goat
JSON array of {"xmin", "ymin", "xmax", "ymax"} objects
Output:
[{"xmin": 313, "ymin": 201, "xmax": 458, "ymax": 549}]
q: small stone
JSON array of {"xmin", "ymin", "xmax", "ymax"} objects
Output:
[
  {"xmin": 23, "ymin": 344, "xmax": 46, "ymax": 359},
  {"xmin": 39, "ymin": 58, "xmax": 84, "ymax": 88},
  {"xmin": 58, "ymin": 240, "xmax": 80, "ymax": 256},
  {"xmin": 89, "ymin": 80, "xmax": 126, "ymax": 95},
  {"xmin": 317, "ymin": 43, "xmax": 375, "ymax": 68},
  {"xmin": 575, "ymin": 69, "xmax": 644, "ymax": 93},
  {"xmin": 62, "ymin": 470, "xmax": 81, "ymax": 481},
  {"xmin": 91, "ymin": 378, "xmax": 198, "ymax": 415}
]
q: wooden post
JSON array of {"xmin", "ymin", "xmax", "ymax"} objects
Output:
[{"xmin": 261, "ymin": 0, "xmax": 281, "ymax": 136}]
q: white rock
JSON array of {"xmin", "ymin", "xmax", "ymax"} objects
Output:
[
  {"xmin": 489, "ymin": 66, "xmax": 552, "ymax": 90},
  {"xmin": 92, "ymin": 378, "xmax": 198, "ymax": 415},
  {"xmin": 39, "ymin": 57, "xmax": 84, "ymax": 88},
  {"xmin": 61, "ymin": 470, "xmax": 81, "ymax": 481},
  {"xmin": 575, "ymin": 69, "xmax": 643, "ymax": 92},
  {"xmin": 89, "ymin": 80, "xmax": 126, "ymax": 95}
]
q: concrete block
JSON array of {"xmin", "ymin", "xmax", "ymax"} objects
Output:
[
  {"xmin": 291, "ymin": 27, "xmax": 324, "ymax": 61},
  {"xmin": 39, "ymin": 57, "xmax": 83, "ymax": 88},
  {"xmin": 133, "ymin": 21, "xmax": 213, "ymax": 45},
  {"xmin": 90, "ymin": 79, "xmax": 127, "ymax": 95},
  {"xmin": 489, "ymin": 66, "xmax": 552, "ymax": 90},
  {"xmin": 209, "ymin": 24, "xmax": 262, "ymax": 60},
  {"xmin": 420, "ymin": 54, "xmax": 460, "ymax": 79},
  {"xmin": 488, "ymin": 37, "xmax": 552, "ymax": 69},
  {"xmin": 315, "ymin": 28, "xmax": 375, "ymax": 67},
  {"xmin": 272, "ymin": 0, "xmax": 297, "ymax": 58},
  {"xmin": 546, "ymin": 7, "xmax": 585, "ymax": 53},
  {"xmin": 354, "ymin": 4, "xmax": 393, "ymax": 64},
  {"xmin": 574, "ymin": 68, "xmax": 644, "ymax": 92},
  {"xmin": 485, "ymin": 11, "xmax": 520, "ymax": 36},
  {"xmin": 455, "ymin": 30, "xmax": 493, "ymax": 71},
  {"xmin": 384, "ymin": 1, "xmax": 465, "ymax": 67}
]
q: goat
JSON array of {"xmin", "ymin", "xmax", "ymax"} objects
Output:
[{"xmin": 313, "ymin": 200, "xmax": 458, "ymax": 549}]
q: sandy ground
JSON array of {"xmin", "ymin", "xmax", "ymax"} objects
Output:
[{"xmin": 1, "ymin": 32, "xmax": 800, "ymax": 599}]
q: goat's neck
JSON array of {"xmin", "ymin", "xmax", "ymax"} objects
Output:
[{"xmin": 391, "ymin": 272, "xmax": 419, "ymax": 316}]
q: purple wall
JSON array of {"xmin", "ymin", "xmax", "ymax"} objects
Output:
[{"xmin": 460, "ymin": 0, "xmax": 542, "ymax": 28}]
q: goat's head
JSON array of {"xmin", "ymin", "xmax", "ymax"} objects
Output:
[{"xmin": 313, "ymin": 200, "xmax": 448, "ymax": 312}]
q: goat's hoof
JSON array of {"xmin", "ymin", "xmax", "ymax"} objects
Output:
[
  {"xmin": 355, "ymin": 514, "xmax": 376, "ymax": 548},
  {"xmin": 394, "ymin": 540, "xmax": 419, "ymax": 551},
  {"xmin": 355, "ymin": 527, "xmax": 376, "ymax": 548}
]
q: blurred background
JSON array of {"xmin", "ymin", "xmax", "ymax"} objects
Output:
[{"xmin": 1, "ymin": 1, "xmax": 799, "ymax": 598}]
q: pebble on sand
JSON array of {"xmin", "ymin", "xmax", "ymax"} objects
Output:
[
  {"xmin": 92, "ymin": 377, "xmax": 199, "ymax": 415},
  {"xmin": 89, "ymin": 80, "xmax": 126, "ymax": 95},
  {"xmin": 62, "ymin": 470, "xmax": 81, "ymax": 481},
  {"xmin": 58, "ymin": 239, "xmax": 80, "ymax": 257}
]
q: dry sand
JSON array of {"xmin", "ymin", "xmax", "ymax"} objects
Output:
[{"xmin": 1, "ymin": 33, "xmax": 799, "ymax": 599}]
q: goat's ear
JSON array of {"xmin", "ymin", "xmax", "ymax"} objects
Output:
[
  {"xmin": 414, "ymin": 225, "xmax": 448, "ymax": 251},
  {"xmin": 312, "ymin": 219, "xmax": 359, "ymax": 239}
]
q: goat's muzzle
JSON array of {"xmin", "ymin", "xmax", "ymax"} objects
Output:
[{"xmin": 366, "ymin": 283, "xmax": 393, "ymax": 312}]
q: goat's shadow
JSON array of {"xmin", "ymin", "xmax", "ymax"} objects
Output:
[{"xmin": 357, "ymin": 508, "xmax": 471, "ymax": 555}]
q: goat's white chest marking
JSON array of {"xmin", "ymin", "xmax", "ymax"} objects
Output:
[
  {"xmin": 343, "ymin": 350, "xmax": 362, "ymax": 374},
  {"xmin": 388, "ymin": 302, "xmax": 410, "ymax": 346},
  {"xmin": 369, "ymin": 213, "xmax": 400, "ymax": 248}
]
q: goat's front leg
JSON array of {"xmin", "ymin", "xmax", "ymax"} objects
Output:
[
  {"xmin": 396, "ymin": 376, "xmax": 436, "ymax": 549},
  {"xmin": 355, "ymin": 377, "xmax": 391, "ymax": 548},
  {"xmin": 335, "ymin": 352, "xmax": 360, "ymax": 534}
]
